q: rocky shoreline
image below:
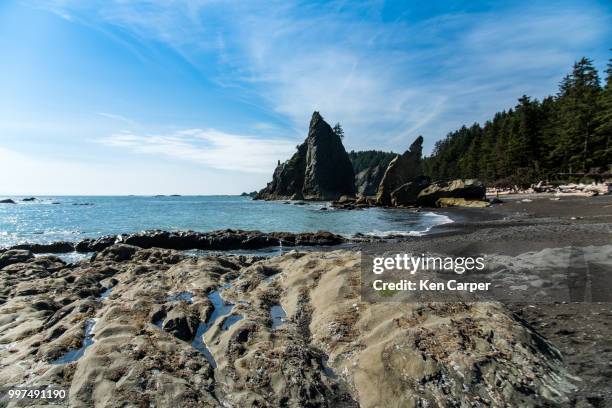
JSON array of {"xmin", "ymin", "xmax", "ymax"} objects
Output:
[
  {"xmin": 1, "ymin": 196, "xmax": 610, "ymax": 407},
  {"xmin": 3, "ymin": 230, "xmax": 346, "ymax": 255},
  {"xmin": 0, "ymin": 247, "xmax": 577, "ymax": 407},
  {"xmin": 254, "ymin": 111, "xmax": 491, "ymax": 210}
]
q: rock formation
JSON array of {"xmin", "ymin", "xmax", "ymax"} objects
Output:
[
  {"xmin": 354, "ymin": 165, "xmax": 385, "ymax": 197},
  {"xmin": 256, "ymin": 112, "xmax": 355, "ymax": 201},
  {"xmin": 389, "ymin": 176, "xmax": 430, "ymax": 207},
  {"xmin": 375, "ymin": 136, "xmax": 424, "ymax": 205},
  {"xmin": 0, "ymin": 249, "xmax": 34, "ymax": 269},
  {"xmin": 416, "ymin": 179, "xmax": 486, "ymax": 207},
  {"xmin": 9, "ymin": 229, "xmax": 346, "ymax": 254},
  {"xmin": 0, "ymin": 247, "xmax": 576, "ymax": 407},
  {"xmin": 256, "ymin": 143, "xmax": 308, "ymax": 200},
  {"xmin": 436, "ymin": 197, "xmax": 490, "ymax": 208}
]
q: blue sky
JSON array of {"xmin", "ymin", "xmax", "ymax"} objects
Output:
[{"xmin": 0, "ymin": 0, "xmax": 610, "ymax": 195}]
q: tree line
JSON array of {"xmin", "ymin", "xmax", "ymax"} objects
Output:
[
  {"xmin": 423, "ymin": 57, "xmax": 612, "ymax": 186},
  {"xmin": 348, "ymin": 150, "xmax": 396, "ymax": 174}
]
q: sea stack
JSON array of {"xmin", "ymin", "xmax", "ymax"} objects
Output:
[
  {"xmin": 256, "ymin": 112, "xmax": 355, "ymax": 201},
  {"xmin": 375, "ymin": 136, "xmax": 424, "ymax": 206}
]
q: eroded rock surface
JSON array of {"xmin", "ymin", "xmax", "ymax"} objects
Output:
[{"xmin": 0, "ymin": 247, "xmax": 576, "ymax": 407}]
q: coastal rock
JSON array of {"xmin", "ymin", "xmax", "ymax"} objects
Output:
[
  {"xmin": 0, "ymin": 199, "xmax": 16, "ymax": 204},
  {"xmin": 0, "ymin": 244, "xmax": 579, "ymax": 407},
  {"xmin": 257, "ymin": 143, "xmax": 308, "ymax": 200},
  {"xmin": 0, "ymin": 249, "xmax": 34, "ymax": 269},
  {"xmin": 162, "ymin": 306, "xmax": 200, "ymax": 341},
  {"xmin": 22, "ymin": 197, "xmax": 36, "ymax": 202},
  {"xmin": 337, "ymin": 195, "xmax": 354, "ymax": 203},
  {"xmin": 11, "ymin": 241, "xmax": 75, "ymax": 253},
  {"xmin": 3, "ymin": 230, "xmax": 347, "ymax": 256},
  {"xmin": 75, "ymin": 236, "xmax": 117, "ymax": 252},
  {"xmin": 376, "ymin": 136, "xmax": 424, "ymax": 206},
  {"xmin": 302, "ymin": 112, "xmax": 355, "ymax": 200},
  {"xmin": 436, "ymin": 197, "xmax": 491, "ymax": 208},
  {"xmin": 257, "ymin": 112, "xmax": 355, "ymax": 201},
  {"xmin": 272, "ymin": 231, "xmax": 345, "ymax": 247},
  {"xmin": 417, "ymin": 178, "xmax": 486, "ymax": 207},
  {"xmin": 72, "ymin": 229, "xmax": 347, "ymax": 253},
  {"xmin": 390, "ymin": 176, "xmax": 431, "ymax": 207},
  {"xmin": 92, "ymin": 244, "xmax": 139, "ymax": 262},
  {"xmin": 354, "ymin": 165, "xmax": 385, "ymax": 197},
  {"xmin": 290, "ymin": 191, "xmax": 304, "ymax": 200}
]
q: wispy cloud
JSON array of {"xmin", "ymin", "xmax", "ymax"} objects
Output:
[
  {"xmin": 97, "ymin": 112, "xmax": 140, "ymax": 128},
  {"xmin": 99, "ymin": 128, "xmax": 296, "ymax": 173},
  {"xmin": 28, "ymin": 0, "xmax": 612, "ymax": 153}
]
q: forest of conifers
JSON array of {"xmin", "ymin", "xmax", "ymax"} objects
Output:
[{"xmin": 422, "ymin": 57, "xmax": 612, "ymax": 186}]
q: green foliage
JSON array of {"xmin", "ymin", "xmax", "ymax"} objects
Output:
[
  {"xmin": 348, "ymin": 150, "xmax": 396, "ymax": 174},
  {"xmin": 333, "ymin": 122, "xmax": 345, "ymax": 138},
  {"xmin": 424, "ymin": 56, "xmax": 612, "ymax": 185}
]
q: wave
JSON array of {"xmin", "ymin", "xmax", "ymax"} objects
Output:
[{"xmin": 364, "ymin": 212, "xmax": 454, "ymax": 237}]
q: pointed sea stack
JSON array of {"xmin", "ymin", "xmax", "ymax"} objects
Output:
[
  {"xmin": 256, "ymin": 112, "xmax": 355, "ymax": 201},
  {"xmin": 375, "ymin": 136, "xmax": 424, "ymax": 206}
]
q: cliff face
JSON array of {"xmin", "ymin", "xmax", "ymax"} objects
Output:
[
  {"xmin": 375, "ymin": 136, "xmax": 424, "ymax": 205},
  {"xmin": 258, "ymin": 143, "xmax": 307, "ymax": 200},
  {"xmin": 257, "ymin": 112, "xmax": 355, "ymax": 201},
  {"xmin": 354, "ymin": 165, "xmax": 385, "ymax": 197}
]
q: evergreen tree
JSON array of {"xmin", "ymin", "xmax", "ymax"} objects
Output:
[
  {"xmin": 422, "ymin": 55, "xmax": 611, "ymax": 185},
  {"xmin": 554, "ymin": 58, "xmax": 601, "ymax": 172},
  {"xmin": 594, "ymin": 58, "xmax": 612, "ymax": 169},
  {"xmin": 333, "ymin": 123, "xmax": 344, "ymax": 139}
]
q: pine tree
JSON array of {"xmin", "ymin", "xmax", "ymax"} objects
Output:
[
  {"xmin": 332, "ymin": 123, "xmax": 344, "ymax": 139},
  {"xmin": 554, "ymin": 58, "xmax": 601, "ymax": 172},
  {"xmin": 594, "ymin": 58, "xmax": 612, "ymax": 170},
  {"xmin": 422, "ymin": 55, "xmax": 610, "ymax": 184}
]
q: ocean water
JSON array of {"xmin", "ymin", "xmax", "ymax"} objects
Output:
[{"xmin": 0, "ymin": 196, "xmax": 452, "ymax": 248}]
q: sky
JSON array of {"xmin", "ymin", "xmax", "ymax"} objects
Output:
[{"xmin": 0, "ymin": 0, "xmax": 611, "ymax": 195}]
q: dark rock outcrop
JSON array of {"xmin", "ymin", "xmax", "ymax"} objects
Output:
[
  {"xmin": 118, "ymin": 229, "xmax": 345, "ymax": 251},
  {"xmin": 22, "ymin": 197, "xmax": 36, "ymax": 202},
  {"xmin": 162, "ymin": 306, "xmax": 200, "ymax": 341},
  {"xmin": 302, "ymin": 113, "xmax": 355, "ymax": 199},
  {"xmin": 257, "ymin": 112, "xmax": 355, "ymax": 201},
  {"xmin": 390, "ymin": 176, "xmax": 431, "ymax": 207},
  {"xmin": 257, "ymin": 143, "xmax": 308, "ymax": 200},
  {"xmin": 376, "ymin": 136, "xmax": 424, "ymax": 206},
  {"xmin": 11, "ymin": 242, "xmax": 75, "ymax": 253},
  {"xmin": 416, "ymin": 179, "xmax": 486, "ymax": 207},
  {"xmin": 1, "ymin": 230, "xmax": 346, "ymax": 255},
  {"xmin": 75, "ymin": 235, "xmax": 118, "ymax": 252},
  {"xmin": 0, "ymin": 249, "xmax": 34, "ymax": 269},
  {"xmin": 92, "ymin": 244, "xmax": 139, "ymax": 262},
  {"xmin": 354, "ymin": 165, "xmax": 385, "ymax": 197},
  {"xmin": 65, "ymin": 230, "xmax": 346, "ymax": 254},
  {"xmin": 0, "ymin": 199, "xmax": 16, "ymax": 204}
]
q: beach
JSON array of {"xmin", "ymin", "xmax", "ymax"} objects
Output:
[
  {"xmin": 365, "ymin": 194, "xmax": 612, "ymax": 406},
  {"xmin": 0, "ymin": 195, "xmax": 610, "ymax": 406}
]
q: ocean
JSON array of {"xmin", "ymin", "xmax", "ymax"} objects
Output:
[{"xmin": 0, "ymin": 195, "xmax": 452, "ymax": 249}]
